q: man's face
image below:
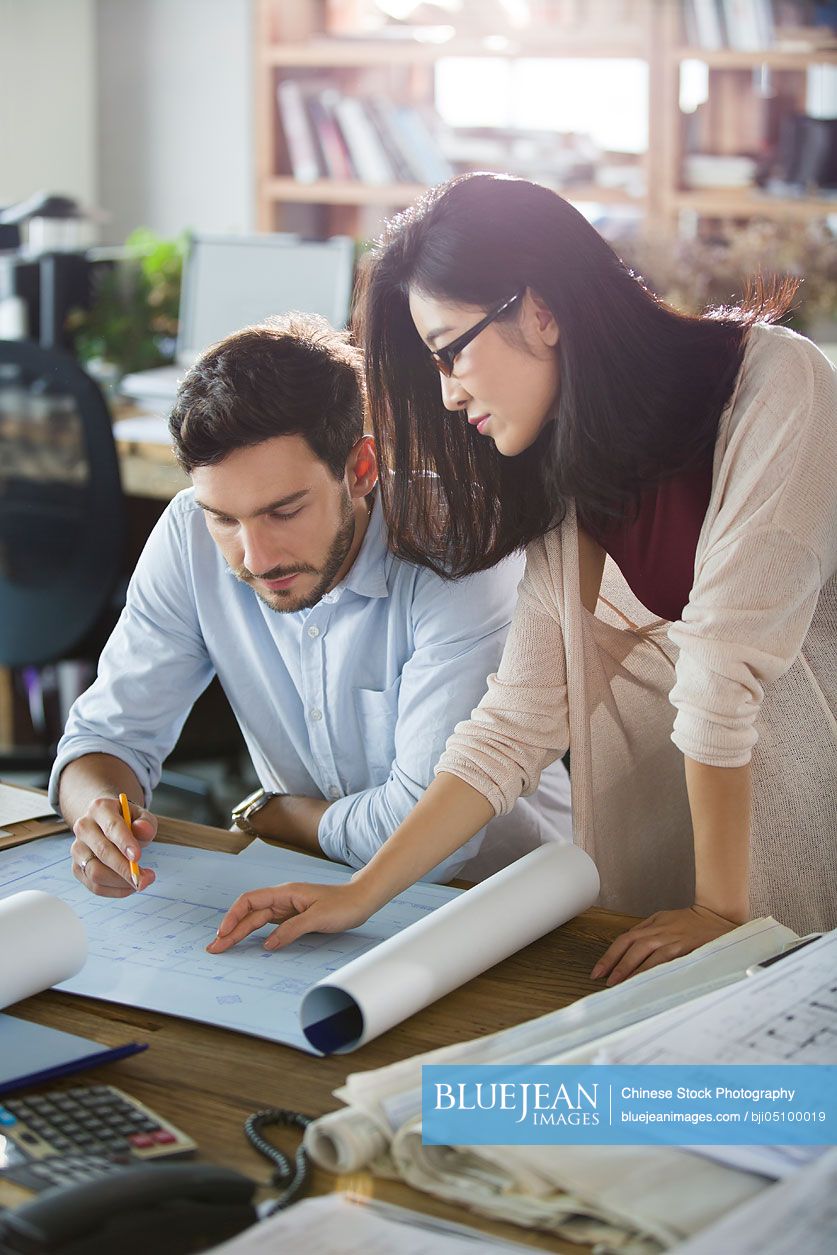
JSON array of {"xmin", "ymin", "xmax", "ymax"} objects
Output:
[{"xmin": 192, "ymin": 434, "xmax": 361, "ymax": 613}]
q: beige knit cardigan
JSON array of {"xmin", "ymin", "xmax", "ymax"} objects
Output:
[{"xmin": 437, "ymin": 324, "xmax": 837, "ymax": 934}]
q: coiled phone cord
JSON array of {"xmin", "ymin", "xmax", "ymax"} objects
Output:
[{"xmin": 244, "ymin": 1108, "xmax": 313, "ymax": 1214}]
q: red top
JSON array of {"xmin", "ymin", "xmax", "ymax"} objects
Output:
[{"xmin": 583, "ymin": 462, "xmax": 714, "ymax": 623}]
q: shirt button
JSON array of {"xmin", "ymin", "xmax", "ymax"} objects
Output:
[
  {"xmin": 328, "ymin": 786, "xmax": 341, "ymax": 800},
  {"xmin": 309, "ymin": 708, "xmax": 323, "ymax": 722},
  {"xmin": 307, "ymin": 625, "xmax": 320, "ymax": 638}
]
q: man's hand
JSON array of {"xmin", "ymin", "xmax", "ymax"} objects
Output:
[
  {"xmin": 70, "ymin": 795, "xmax": 157, "ymax": 897},
  {"xmin": 590, "ymin": 904, "xmax": 740, "ymax": 986},
  {"xmin": 206, "ymin": 880, "xmax": 374, "ymax": 954}
]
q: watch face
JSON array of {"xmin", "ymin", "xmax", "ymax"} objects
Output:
[
  {"xmin": 233, "ymin": 790, "xmax": 280, "ymax": 831},
  {"xmin": 235, "ymin": 788, "xmax": 265, "ymax": 818}
]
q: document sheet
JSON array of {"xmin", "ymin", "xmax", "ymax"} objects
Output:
[
  {"xmin": 0, "ymin": 783, "xmax": 57, "ymax": 826},
  {"xmin": 212, "ymin": 1193, "xmax": 530, "ymax": 1254},
  {"xmin": 603, "ymin": 931, "xmax": 837, "ymax": 1066},
  {"xmin": 670, "ymin": 1147, "xmax": 837, "ymax": 1254},
  {"xmin": 0, "ymin": 836, "xmax": 458, "ymax": 1054}
]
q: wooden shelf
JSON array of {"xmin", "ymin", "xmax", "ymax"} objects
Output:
[
  {"xmin": 262, "ymin": 36, "xmax": 650, "ymax": 68},
  {"xmin": 255, "ymin": 1, "xmax": 837, "ymax": 234},
  {"xmin": 673, "ymin": 189, "xmax": 837, "ymax": 220},
  {"xmin": 263, "ymin": 177, "xmax": 426, "ymax": 206},
  {"xmin": 264, "ymin": 176, "xmax": 645, "ymax": 208},
  {"xmin": 672, "ymin": 45, "xmax": 837, "ymax": 68}
]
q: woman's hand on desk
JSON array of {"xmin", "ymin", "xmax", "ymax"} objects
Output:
[
  {"xmin": 206, "ymin": 881, "xmax": 374, "ymax": 954},
  {"xmin": 70, "ymin": 795, "xmax": 157, "ymax": 897},
  {"xmin": 590, "ymin": 905, "xmax": 740, "ymax": 985}
]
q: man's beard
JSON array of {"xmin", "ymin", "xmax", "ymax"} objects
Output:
[{"xmin": 232, "ymin": 491, "xmax": 357, "ymax": 613}]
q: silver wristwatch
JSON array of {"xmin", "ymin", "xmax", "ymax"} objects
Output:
[{"xmin": 231, "ymin": 788, "xmax": 283, "ymax": 836}]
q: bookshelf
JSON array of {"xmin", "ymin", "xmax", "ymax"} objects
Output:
[{"xmin": 255, "ymin": 0, "xmax": 837, "ymax": 239}]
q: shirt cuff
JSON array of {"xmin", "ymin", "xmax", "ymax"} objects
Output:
[{"xmin": 48, "ymin": 739, "xmax": 157, "ymax": 810}]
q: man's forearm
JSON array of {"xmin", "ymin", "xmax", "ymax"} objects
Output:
[
  {"xmin": 685, "ymin": 756, "xmax": 751, "ymax": 923},
  {"xmin": 247, "ymin": 794, "xmax": 332, "ymax": 854},
  {"xmin": 58, "ymin": 754, "xmax": 145, "ymax": 829}
]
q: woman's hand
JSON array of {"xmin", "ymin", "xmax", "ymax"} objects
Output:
[
  {"xmin": 205, "ymin": 880, "xmax": 375, "ymax": 954},
  {"xmin": 590, "ymin": 904, "xmax": 740, "ymax": 985}
]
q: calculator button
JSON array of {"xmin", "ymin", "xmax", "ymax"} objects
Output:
[
  {"xmin": 128, "ymin": 1133, "xmax": 155, "ymax": 1149},
  {"xmin": 151, "ymin": 1130, "xmax": 177, "ymax": 1145},
  {"xmin": 0, "ymin": 1108, "xmax": 16, "ymax": 1127}
]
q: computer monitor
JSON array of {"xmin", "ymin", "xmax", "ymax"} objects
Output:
[{"xmin": 176, "ymin": 233, "xmax": 356, "ymax": 365}]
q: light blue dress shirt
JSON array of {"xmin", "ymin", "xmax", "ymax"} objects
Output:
[{"xmin": 49, "ymin": 490, "xmax": 571, "ymax": 882}]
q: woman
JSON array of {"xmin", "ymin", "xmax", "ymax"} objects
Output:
[{"xmin": 209, "ymin": 174, "xmax": 836, "ymax": 982}]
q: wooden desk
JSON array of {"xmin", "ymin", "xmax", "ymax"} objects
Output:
[{"xmin": 7, "ymin": 818, "xmax": 636, "ymax": 1252}]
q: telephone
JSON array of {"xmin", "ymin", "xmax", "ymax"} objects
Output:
[{"xmin": 0, "ymin": 1161, "xmax": 258, "ymax": 1255}]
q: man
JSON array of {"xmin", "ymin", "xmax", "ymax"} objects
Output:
[{"xmin": 52, "ymin": 315, "xmax": 572, "ymax": 897}]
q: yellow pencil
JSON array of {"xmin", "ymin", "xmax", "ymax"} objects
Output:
[{"xmin": 119, "ymin": 792, "xmax": 141, "ymax": 890}]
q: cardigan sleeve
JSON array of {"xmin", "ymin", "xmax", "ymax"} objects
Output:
[
  {"xmin": 434, "ymin": 537, "xmax": 570, "ymax": 815},
  {"xmin": 668, "ymin": 328, "xmax": 837, "ymax": 767}
]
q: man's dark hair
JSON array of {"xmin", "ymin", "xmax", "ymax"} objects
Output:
[{"xmin": 169, "ymin": 313, "xmax": 365, "ymax": 477}]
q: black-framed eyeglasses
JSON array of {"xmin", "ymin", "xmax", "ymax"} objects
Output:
[{"xmin": 430, "ymin": 289, "xmax": 524, "ymax": 378}]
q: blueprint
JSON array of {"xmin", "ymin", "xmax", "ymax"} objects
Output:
[
  {"xmin": 0, "ymin": 837, "xmax": 459, "ymax": 1054},
  {"xmin": 605, "ymin": 930, "xmax": 837, "ymax": 1066}
]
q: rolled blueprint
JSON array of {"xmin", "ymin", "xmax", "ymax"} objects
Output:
[
  {"xmin": 0, "ymin": 890, "xmax": 87, "ymax": 1008},
  {"xmin": 300, "ymin": 843, "xmax": 599, "ymax": 1054}
]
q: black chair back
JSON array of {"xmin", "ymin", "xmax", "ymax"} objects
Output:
[{"xmin": 0, "ymin": 341, "xmax": 125, "ymax": 667}]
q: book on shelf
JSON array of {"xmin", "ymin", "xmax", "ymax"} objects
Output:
[
  {"xmin": 682, "ymin": 0, "xmax": 837, "ymax": 51},
  {"xmin": 277, "ymin": 79, "xmax": 323, "ymax": 183},
  {"xmin": 333, "ymin": 95, "xmax": 397, "ymax": 185},
  {"xmin": 275, "ymin": 80, "xmax": 455, "ymax": 189},
  {"xmin": 683, "ymin": 0, "xmax": 776, "ymax": 50},
  {"xmin": 683, "ymin": 151, "xmax": 759, "ymax": 186},
  {"xmin": 683, "ymin": 0, "xmax": 727, "ymax": 49},
  {"xmin": 385, "ymin": 104, "xmax": 455, "ymax": 186},
  {"xmin": 307, "ymin": 88, "xmax": 355, "ymax": 181},
  {"xmin": 722, "ymin": 0, "xmax": 774, "ymax": 49},
  {"xmin": 365, "ymin": 98, "xmax": 427, "ymax": 185},
  {"xmin": 775, "ymin": 112, "xmax": 837, "ymax": 188}
]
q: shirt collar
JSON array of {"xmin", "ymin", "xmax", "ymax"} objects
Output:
[{"xmin": 336, "ymin": 492, "xmax": 391, "ymax": 601}]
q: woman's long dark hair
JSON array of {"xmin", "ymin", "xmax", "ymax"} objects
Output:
[{"xmin": 354, "ymin": 172, "xmax": 796, "ymax": 578}]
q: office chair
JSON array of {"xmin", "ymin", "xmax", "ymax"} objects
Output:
[
  {"xmin": 0, "ymin": 341, "xmax": 233, "ymax": 820},
  {"xmin": 0, "ymin": 340, "xmax": 125, "ymax": 675}
]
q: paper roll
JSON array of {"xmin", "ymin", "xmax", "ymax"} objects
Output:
[
  {"xmin": 303, "ymin": 1106, "xmax": 389, "ymax": 1174},
  {"xmin": 0, "ymin": 890, "xmax": 87, "ymax": 1008},
  {"xmin": 300, "ymin": 843, "xmax": 599, "ymax": 1054}
]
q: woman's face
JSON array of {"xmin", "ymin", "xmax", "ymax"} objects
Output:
[{"xmin": 408, "ymin": 287, "xmax": 560, "ymax": 457}]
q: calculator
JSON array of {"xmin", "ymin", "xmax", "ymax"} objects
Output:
[{"xmin": 0, "ymin": 1084, "xmax": 196, "ymax": 1210}]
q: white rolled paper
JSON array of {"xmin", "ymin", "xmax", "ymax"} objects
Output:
[
  {"xmin": 0, "ymin": 890, "xmax": 87, "ymax": 1008},
  {"xmin": 303, "ymin": 1106, "xmax": 389, "ymax": 1174},
  {"xmin": 300, "ymin": 843, "xmax": 599, "ymax": 1054}
]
